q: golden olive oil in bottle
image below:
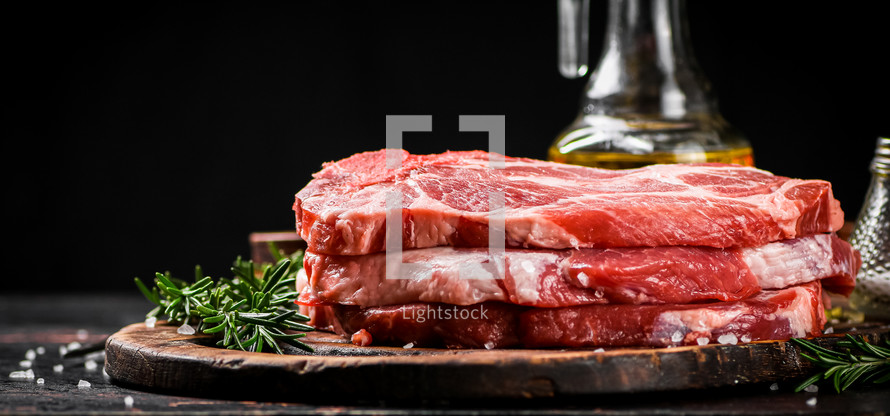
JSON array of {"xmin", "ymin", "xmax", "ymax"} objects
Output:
[{"xmin": 553, "ymin": 0, "xmax": 753, "ymax": 169}]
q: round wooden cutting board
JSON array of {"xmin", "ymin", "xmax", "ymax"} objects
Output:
[{"xmin": 104, "ymin": 321, "xmax": 890, "ymax": 402}]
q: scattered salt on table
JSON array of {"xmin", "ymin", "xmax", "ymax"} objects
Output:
[
  {"xmin": 740, "ymin": 335, "xmax": 752, "ymax": 343},
  {"xmin": 36, "ymin": 378, "xmax": 45, "ymax": 385},
  {"xmin": 77, "ymin": 380, "xmax": 91, "ymax": 388},
  {"xmin": 144, "ymin": 317, "xmax": 157, "ymax": 328},
  {"xmin": 769, "ymin": 383, "xmax": 779, "ymax": 391},
  {"xmin": 19, "ymin": 360, "xmax": 32, "ymax": 369},
  {"xmin": 59, "ymin": 345, "xmax": 68, "ymax": 357},
  {"xmin": 9, "ymin": 369, "xmax": 35, "ymax": 379},
  {"xmin": 593, "ymin": 348, "xmax": 606, "ymax": 353},
  {"xmin": 36, "ymin": 346, "xmax": 46, "ymax": 355},
  {"xmin": 177, "ymin": 324, "xmax": 196, "ymax": 335},
  {"xmin": 67, "ymin": 341, "xmax": 82, "ymax": 351},
  {"xmin": 804, "ymin": 384, "xmax": 818, "ymax": 393},
  {"xmin": 806, "ymin": 397, "xmax": 817, "ymax": 406},
  {"xmin": 484, "ymin": 342, "xmax": 495, "ymax": 350},
  {"xmin": 124, "ymin": 396, "xmax": 134, "ymax": 408},
  {"xmin": 402, "ymin": 342, "xmax": 414, "ymax": 349},
  {"xmin": 85, "ymin": 360, "xmax": 98, "ymax": 371},
  {"xmin": 25, "ymin": 349, "xmax": 37, "ymax": 360},
  {"xmin": 53, "ymin": 364, "xmax": 64, "ymax": 373},
  {"xmin": 696, "ymin": 337, "xmax": 709, "ymax": 346},
  {"xmin": 824, "ymin": 327, "xmax": 834, "ymax": 335}
]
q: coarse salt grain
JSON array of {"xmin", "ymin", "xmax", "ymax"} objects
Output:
[
  {"xmin": 717, "ymin": 334, "xmax": 738, "ymax": 345},
  {"xmin": 19, "ymin": 360, "xmax": 32, "ymax": 369},
  {"xmin": 53, "ymin": 364, "xmax": 64, "ymax": 373},
  {"xmin": 402, "ymin": 343, "xmax": 414, "ymax": 349},
  {"xmin": 671, "ymin": 331, "xmax": 684, "ymax": 343},
  {"xmin": 25, "ymin": 349, "xmax": 37, "ymax": 360},
  {"xmin": 77, "ymin": 380, "xmax": 91, "ymax": 388},
  {"xmin": 593, "ymin": 348, "xmax": 606, "ymax": 353},
  {"xmin": 67, "ymin": 342, "xmax": 82, "ymax": 351},
  {"xmin": 696, "ymin": 337, "xmax": 709, "ymax": 346},
  {"xmin": 806, "ymin": 397, "xmax": 817, "ymax": 406},
  {"xmin": 769, "ymin": 383, "xmax": 779, "ymax": 391},
  {"xmin": 36, "ymin": 378, "xmax": 44, "ymax": 385},
  {"xmin": 804, "ymin": 384, "xmax": 818, "ymax": 393},
  {"xmin": 9, "ymin": 369, "xmax": 35, "ymax": 379},
  {"xmin": 824, "ymin": 327, "xmax": 834, "ymax": 335},
  {"xmin": 145, "ymin": 316, "xmax": 157, "ymax": 328},
  {"xmin": 59, "ymin": 346, "xmax": 68, "ymax": 357},
  {"xmin": 177, "ymin": 324, "xmax": 196, "ymax": 335},
  {"xmin": 85, "ymin": 360, "xmax": 98, "ymax": 371},
  {"xmin": 740, "ymin": 335, "xmax": 752, "ymax": 343},
  {"xmin": 124, "ymin": 396, "xmax": 134, "ymax": 408},
  {"xmin": 36, "ymin": 346, "xmax": 46, "ymax": 355},
  {"xmin": 484, "ymin": 342, "xmax": 495, "ymax": 350}
]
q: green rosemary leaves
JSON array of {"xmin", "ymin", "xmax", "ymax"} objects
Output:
[
  {"xmin": 134, "ymin": 248, "xmax": 314, "ymax": 354},
  {"xmin": 791, "ymin": 335, "xmax": 890, "ymax": 393}
]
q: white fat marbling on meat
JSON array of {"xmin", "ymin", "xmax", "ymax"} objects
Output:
[
  {"xmin": 506, "ymin": 252, "xmax": 561, "ymax": 304},
  {"xmin": 774, "ymin": 286, "xmax": 817, "ymax": 338},
  {"xmin": 742, "ymin": 234, "xmax": 836, "ymax": 289}
]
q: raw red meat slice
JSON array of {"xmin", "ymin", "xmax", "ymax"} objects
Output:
[
  {"xmin": 297, "ymin": 234, "xmax": 858, "ymax": 308},
  {"xmin": 308, "ymin": 282, "xmax": 826, "ymax": 348},
  {"xmin": 294, "ymin": 150, "xmax": 844, "ymax": 255},
  {"xmin": 522, "ymin": 281, "xmax": 826, "ymax": 348}
]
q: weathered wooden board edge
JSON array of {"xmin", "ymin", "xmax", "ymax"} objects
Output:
[{"xmin": 103, "ymin": 322, "xmax": 890, "ymax": 402}]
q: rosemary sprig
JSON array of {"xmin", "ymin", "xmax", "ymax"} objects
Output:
[
  {"xmin": 134, "ymin": 248, "xmax": 314, "ymax": 354},
  {"xmin": 790, "ymin": 335, "xmax": 890, "ymax": 393}
]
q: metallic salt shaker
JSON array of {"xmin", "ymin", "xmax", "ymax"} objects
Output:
[{"xmin": 848, "ymin": 137, "xmax": 890, "ymax": 321}]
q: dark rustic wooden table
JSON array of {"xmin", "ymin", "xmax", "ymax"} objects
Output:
[{"xmin": 2, "ymin": 294, "xmax": 888, "ymax": 415}]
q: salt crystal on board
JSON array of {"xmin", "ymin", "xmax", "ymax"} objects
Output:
[
  {"xmin": 19, "ymin": 360, "xmax": 32, "ymax": 369},
  {"xmin": 36, "ymin": 346, "xmax": 46, "ymax": 355},
  {"xmin": 402, "ymin": 343, "xmax": 414, "ymax": 349},
  {"xmin": 67, "ymin": 342, "xmax": 82, "ymax": 351},
  {"xmin": 25, "ymin": 349, "xmax": 37, "ymax": 360},
  {"xmin": 84, "ymin": 360, "xmax": 98, "ymax": 371},
  {"xmin": 59, "ymin": 346, "xmax": 68, "ymax": 357},
  {"xmin": 671, "ymin": 331, "xmax": 684, "ymax": 343},
  {"xmin": 804, "ymin": 384, "xmax": 818, "ymax": 393},
  {"xmin": 717, "ymin": 334, "xmax": 738, "ymax": 345},
  {"xmin": 53, "ymin": 364, "xmax": 64, "ymax": 373},
  {"xmin": 484, "ymin": 342, "xmax": 495, "ymax": 350},
  {"xmin": 593, "ymin": 348, "xmax": 606, "ymax": 353},
  {"xmin": 769, "ymin": 383, "xmax": 779, "ymax": 391},
  {"xmin": 177, "ymin": 324, "xmax": 196, "ymax": 335},
  {"xmin": 740, "ymin": 335, "xmax": 752, "ymax": 343},
  {"xmin": 77, "ymin": 380, "xmax": 91, "ymax": 388},
  {"xmin": 696, "ymin": 337, "xmax": 709, "ymax": 346},
  {"xmin": 144, "ymin": 316, "xmax": 157, "ymax": 328},
  {"xmin": 806, "ymin": 397, "xmax": 817, "ymax": 406},
  {"xmin": 36, "ymin": 378, "xmax": 45, "ymax": 385},
  {"xmin": 824, "ymin": 327, "xmax": 834, "ymax": 335},
  {"xmin": 124, "ymin": 396, "xmax": 134, "ymax": 408}
]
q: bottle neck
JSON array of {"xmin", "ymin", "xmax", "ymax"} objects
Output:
[{"xmin": 583, "ymin": 0, "xmax": 715, "ymax": 119}]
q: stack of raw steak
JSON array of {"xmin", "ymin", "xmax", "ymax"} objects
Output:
[{"xmin": 293, "ymin": 150, "xmax": 860, "ymax": 348}]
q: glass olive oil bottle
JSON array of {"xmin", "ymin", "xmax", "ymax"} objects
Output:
[{"xmin": 552, "ymin": 0, "xmax": 753, "ymax": 168}]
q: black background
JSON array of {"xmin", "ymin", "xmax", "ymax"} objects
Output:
[{"xmin": 5, "ymin": 1, "xmax": 888, "ymax": 293}]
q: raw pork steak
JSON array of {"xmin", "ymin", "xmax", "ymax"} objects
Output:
[
  {"xmin": 309, "ymin": 282, "xmax": 826, "ymax": 349},
  {"xmin": 294, "ymin": 150, "xmax": 844, "ymax": 255},
  {"xmin": 297, "ymin": 233, "xmax": 857, "ymax": 308}
]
